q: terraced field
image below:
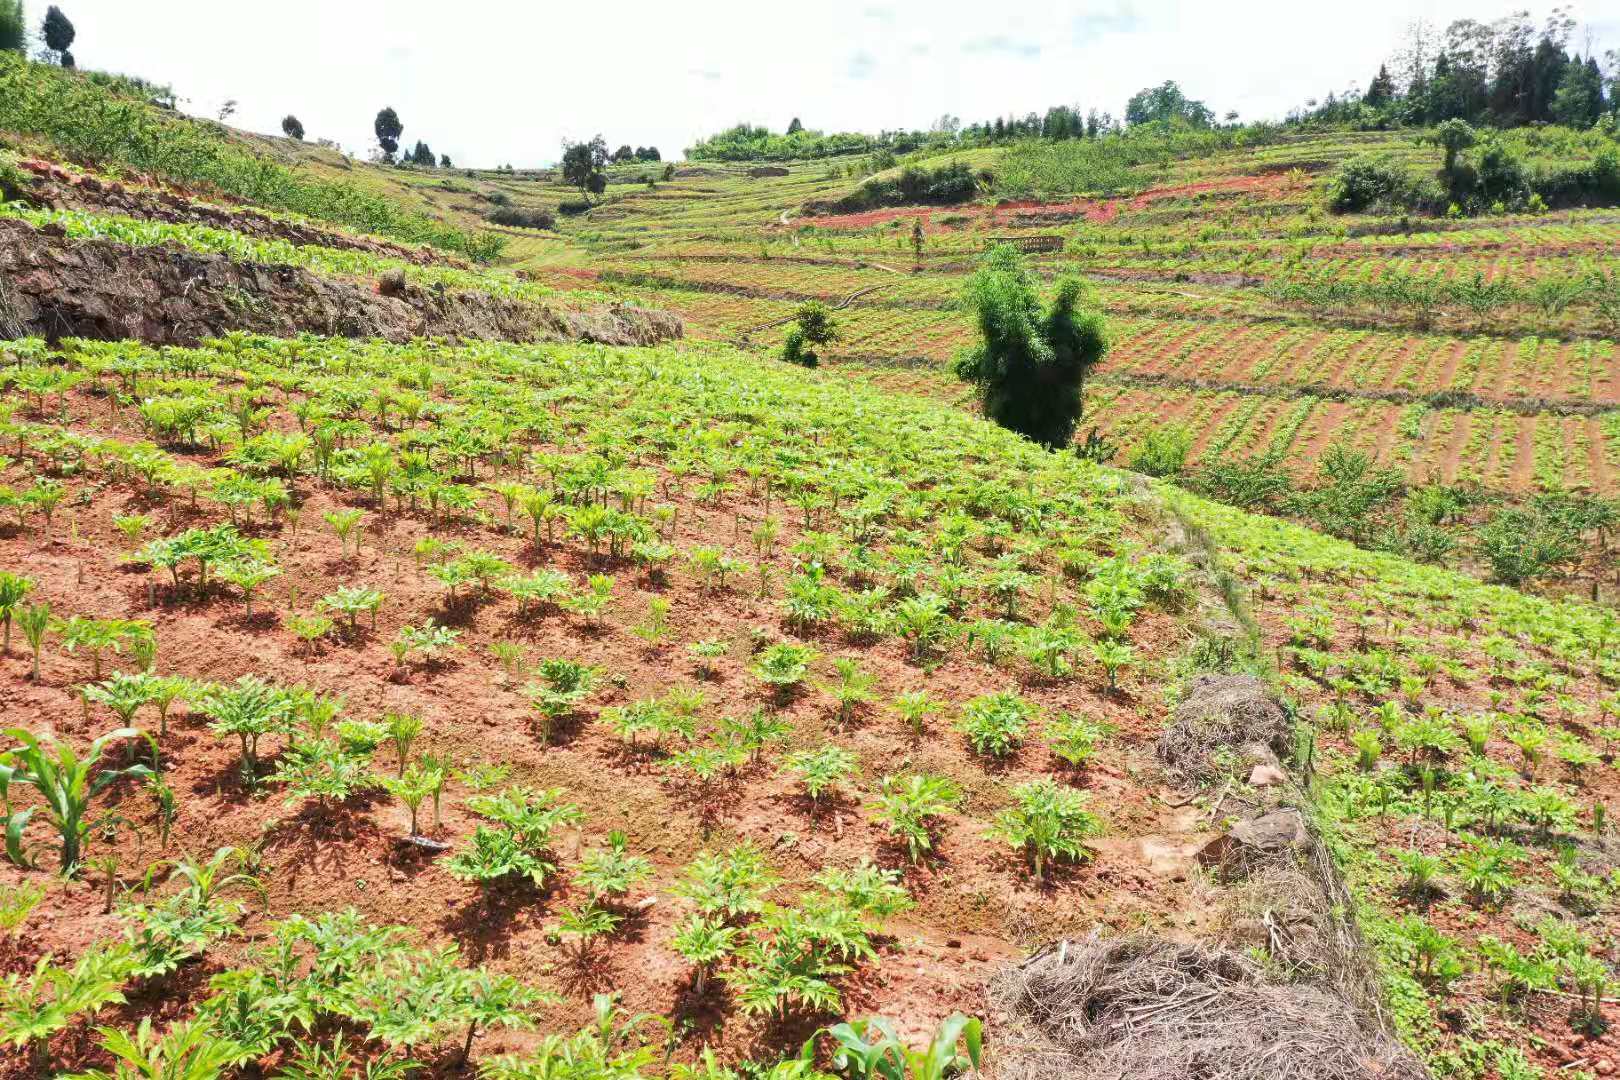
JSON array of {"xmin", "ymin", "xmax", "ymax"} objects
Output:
[
  {"xmin": 2, "ymin": 54, "xmax": 1619, "ymax": 1080},
  {"xmin": 421, "ymin": 133, "xmax": 1620, "ymax": 504}
]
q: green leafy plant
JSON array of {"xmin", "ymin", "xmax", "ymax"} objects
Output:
[
  {"xmin": 783, "ymin": 744, "xmax": 858, "ymax": 808},
  {"xmin": 752, "ymin": 642, "xmax": 818, "ymax": 699},
  {"xmin": 868, "ymin": 774, "xmax": 960, "ymax": 863},
  {"xmin": 989, "ymin": 779, "xmax": 1102, "ymax": 882},
  {"xmin": 957, "ymin": 691, "xmax": 1034, "ymax": 758},
  {"xmin": 524, "ymin": 659, "xmax": 599, "ymax": 743},
  {"xmin": 1, "ymin": 727, "xmax": 152, "ymax": 873}
]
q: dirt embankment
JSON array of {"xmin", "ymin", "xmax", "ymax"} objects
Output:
[
  {"xmin": 0, "ymin": 218, "xmax": 684, "ymax": 347},
  {"xmin": 11, "ymin": 157, "xmax": 456, "ymax": 267}
]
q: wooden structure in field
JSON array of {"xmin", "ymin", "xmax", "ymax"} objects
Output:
[{"xmin": 986, "ymin": 234, "xmax": 1065, "ymax": 253}]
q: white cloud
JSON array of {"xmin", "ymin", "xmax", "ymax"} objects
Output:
[{"xmin": 47, "ymin": 0, "xmax": 1618, "ymax": 166}]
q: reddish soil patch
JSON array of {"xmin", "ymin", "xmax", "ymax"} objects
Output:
[
  {"xmin": 798, "ymin": 174, "xmax": 1291, "ymax": 234},
  {"xmin": 0, "ymin": 374, "xmax": 1199, "ymax": 1074}
]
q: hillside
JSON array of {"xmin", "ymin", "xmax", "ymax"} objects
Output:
[{"xmin": 0, "ymin": 53, "xmax": 1617, "ymax": 1080}]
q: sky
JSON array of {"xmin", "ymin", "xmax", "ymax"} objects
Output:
[{"xmin": 30, "ymin": 1, "xmax": 1620, "ymax": 168}]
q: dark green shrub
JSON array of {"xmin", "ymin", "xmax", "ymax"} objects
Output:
[
  {"xmin": 1191, "ymin": 451, "xmax": 1293, "ymax": 511},
  {"xmin": 953, "ymin": 245, "xmax": 1108, "ymax": 449},
  {"xmin": 1328, "ymin": 154, "xmax": 1418, "ymax": 212},
  {"xmin": 781, "ymin": 301, "xmax": 837, "ymax": 367},
  {"xmin": 485, "ymin": 205, "xmax": 556, "ymax": 230},
  {"xmin": 1477, "ymin": 508, "xmax": 1580, "ymax": 585}
]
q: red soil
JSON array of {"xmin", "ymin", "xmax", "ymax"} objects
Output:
[{"xmin": 0, "ymin": 384, "xmax": 1196, "ymax": 1075}]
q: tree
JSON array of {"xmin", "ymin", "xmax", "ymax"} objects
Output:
[
  {"xmin": 786, "ymin": 117, "xmax": 803, "ymax": 134},
  {"xmin": 281, "ymin": 115, "xmax": 305, "ymax": 141},
  {"xmin": 408, "ymin": 140, "xmax": 435, "ymax": 166},
  {"xmin": 440, "ymin": 153, "xmax": 453, "ymax": 168},
  {"xmin": 40, "ymin": 5, "xmax": 71, "ymax": 64},
  {"xmin": 782, "ymin": 301, "xmax": 838, "ymax": 367},
  {"xmin": 953, "ymin": 245, "xmax": 1109, "ymax": 449},
  {"xmin": 374, "ymin": 106, "xmax": 404, "ymax": 161},
  {"xmin": 1552, "ymin": 57, "xmax": 1604, "ymax": 128},
  {"xmin": 1124, "ymin": 80, "xmax": 1214, "ymax": 127},
  {"xmin": 561, "ymin": 135, "xmax": 607, "ymax": 200},
  {"xmin": 1365, "ymin": 63, "xmax": 1396, "ymax": 105},
  {"xmin": 1433, "ymin": 117, "xmax": 1476, "ymax": 174},
  {"xmin": 611, "ymin": 144, "xmax": 634, "ymax": 163},
  {"xmin": 0, "ymin": 0, "xmax": 24, "ymax": 53}
]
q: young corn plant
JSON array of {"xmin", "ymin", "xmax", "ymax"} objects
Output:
[
  {"xmin": 818, "ymin": 1013, "xmax": 982, "ymax": 1080},
  {"xmin": 0, "ymin": 727, "xmax": 154, "ymax": 874},
  {"xmin": 0, "ymin": 572, "xmax": 34, "ymax": 654}
]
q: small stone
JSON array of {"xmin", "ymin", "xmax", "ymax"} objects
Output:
[
  {"xmin": 1592, "ymin": 1058, "xmax": 1612, "ymax": 1075},
  {"xmin": 1248, "ymin": 763, "xmax": 1288, "ymax": 787},
  {"xmin": 945, "ymin": 938, "xmax": 962, "ymax": 949}
]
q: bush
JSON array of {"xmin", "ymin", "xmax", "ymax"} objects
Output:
[
  {"xmin": 781, "ymin": 301, "xmax": 838, "ymax": 367},
  {"xmin": 819, "ymin": 160, "xmax": 987, "ymax": 213},
  {"xmin": 485, "ymin": 205, "xmax": 556, "ymax": 230},
  {"xmin": 1476, "ymin": 508, "xmax": 1580, "ymax": 585},
  {"xmin": 1127, "ymin": 424, "xmax": 1192, "ymax": 477},
  {"xmin": 953, "ymin": 245, "xmax": 1108, "ymax": 449},
  {"xmin": 557, "ymin": 199, "xmax": 592, "ymax": 216},
  {"xmin": 1328, "ymin": 154, "xmax": 1419, "ymax": 212}
]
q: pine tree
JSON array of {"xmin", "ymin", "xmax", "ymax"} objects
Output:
[
  {"xmin": 281, "ymin": 115, "xmax": 305, "ymax": 141},
  {"xmin": 41, "ymin": 4, "xmax": 72, "ymax": 64},
  {"xmin": 1365, "ymin": 64, "xmax": 1396, "ymax": 106}
]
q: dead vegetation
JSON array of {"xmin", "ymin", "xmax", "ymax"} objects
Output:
[
  {"xmin": 990, "ymin": 935, "xmax": 1426, "ymax": 1080},
  {"xmin": 1157, "ymin": 673, "xmax": 1293, "ymax": 781}
]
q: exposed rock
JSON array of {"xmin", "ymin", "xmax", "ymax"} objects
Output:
[
  {"xmin": 377, "ymin": 267, "xmax": 408, "ymax": 296},
  {"xmin": 0, "ymin": 218, "xmax": 683, "ymax": 348},
  {"xmin": 1248, "ymin": 763, "xmax": 1288, "ymax": 788},
  {"xmin": 1197, "ymin": 809, "xmax": 1310, "ymax": 871}
]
